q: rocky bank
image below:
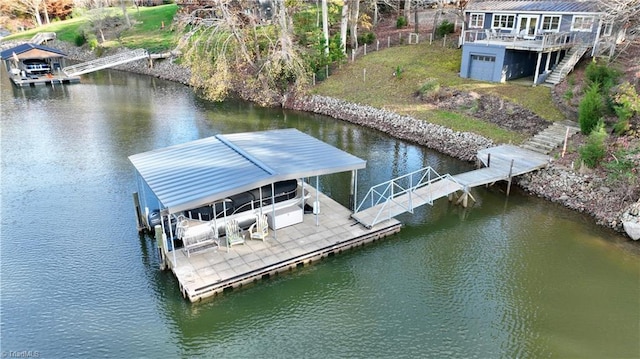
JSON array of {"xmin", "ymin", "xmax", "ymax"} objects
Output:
[{"xmin": 52, "ymin": 41, "xmax": 639, "ymax": 240}]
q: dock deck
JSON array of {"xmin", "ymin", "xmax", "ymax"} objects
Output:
[
  {"xmin": 9, "ymin": 72, "xmax": 80, "ymax": 87},
  {"xmin": 167, "ymin": 186, "xmax": 401, "ymax": 302},
  {"xmin": 453, "ymin": 144, "xmax": 550, "ymax": 188}
]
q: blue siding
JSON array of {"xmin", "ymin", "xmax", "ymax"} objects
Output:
[{"xmin": 461, "ymin": 44, "xmax": 506, "ymax": 82}]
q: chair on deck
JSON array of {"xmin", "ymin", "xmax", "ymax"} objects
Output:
[
  {"xmin": 225, "ymin": 219, "xmax": 245, "ymax": 252},
  {"xmin": 249, "ymin": 214, "xmax": 269, "ymax": 241}
]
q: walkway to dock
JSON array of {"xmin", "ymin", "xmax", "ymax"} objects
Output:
[
  {"xmin": 62, "ymin": 49, "xmax": 149, "ymax": 77},
  {"xmin": 352, "ymin": 144, "xmax": 550, "ymax": 228},
  {"xmin": 167, "ymin": 186, "xmax": 401, "ymax": 302}
]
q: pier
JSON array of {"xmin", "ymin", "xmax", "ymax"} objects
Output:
[{"xmin": 352, "ymin": 144, "xmax": 550, "ymax": 228}]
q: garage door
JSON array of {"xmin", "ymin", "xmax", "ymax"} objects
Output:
[{"xmin": 469, "ymin": 54, "xmax": 496, "ymax": 81}]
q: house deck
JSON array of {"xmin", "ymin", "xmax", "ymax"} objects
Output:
[{"xmin": 167, "ymin": 186, "xmax": 401, "ymax": 302}]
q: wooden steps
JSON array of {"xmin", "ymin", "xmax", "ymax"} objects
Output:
[{"xmin": 520, "ymin": 121, "xmax": 580, "ymax": 155}]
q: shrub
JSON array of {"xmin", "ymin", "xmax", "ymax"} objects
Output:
[
  {"xmin": 436, "ymin": 20, "xmax": 455, "ymax": 38},
  {"xmin": 358, "ymin": 32, "xmax": 376, "ymax": 45},
  {"xmin": 611, "ymin": 82, "xmax": 639, "ymax": 135},
  {"xmin": 419, "ymin": 78, "xmax": 440, "ymax": 95},
  {"xmin": 604, "ymin": 144, "xmax": 640, "ymax": 187},
  {"xmin": 74, "ymin": 33, "xmax": 86, "ymax": 46},
  {"xmin": 394, "ymin": 65, "xmax": 403, "ymax": 79},
  {"xmin": 578, "ymin": 82, "xmax": 603, "ymax": 135},
  {"xmin": 396, "ymin": 16, "xmax": 407, "ymax": 28},
  {"xmin": 585, "ymin": 60, "xmax": 620, "ymax": 93},
  {"xmin": 579, "ymin": 121, "xmax": 607, "ymax": 168},
  {"xmin": 563, "ymin": 89, "xmax": 573, "ymax": 102}
]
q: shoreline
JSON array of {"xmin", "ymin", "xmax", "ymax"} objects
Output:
[{"xmin": 51, "ymin": 41, "xmax": 640, "ymax": 240}]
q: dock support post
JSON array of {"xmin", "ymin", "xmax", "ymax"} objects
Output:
[
  {"xmin": 350, "ymin": 170, "xmax": 357, "ymax": 212},
  {"xmin": 133, "ymin": 192, "xmax": 144, "ymax": 232},
  {"xmin": 155, "ymin": 225, "xmax": 166, "ymax": 270},
  {"xmin": 506, "ymin": 159, "xmax": 514, "ymax": 196}
]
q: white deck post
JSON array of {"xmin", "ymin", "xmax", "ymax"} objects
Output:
[
  {"xmin": 533, "ymin": 52, "xmax": 543, "ymax": 85},
  {"xmin": 545, "ymin": 51, "xmax": 552, "ymax": 73},
  {"xmin": 271, "ymin": 183, "xmax": 277, "ymax": 239},
  {"xmin": 351, "ymin": 169, "xmax": 358, "ymax": 212},
  {"xmin": 315, "ymin": 176, "xmax": 320, "ymax": 226}
]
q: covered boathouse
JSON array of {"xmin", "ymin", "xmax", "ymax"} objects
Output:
[
  {"xmin": 1, "ymin": 43, "xmax": 80, "ymax": 86},
  {"xmin": 129, "ymin": 128, "xmax": 402, "ymax": 302}
]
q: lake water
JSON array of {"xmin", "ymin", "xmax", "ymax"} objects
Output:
[{"xmin": 1, "ymin": 69, "xmax": 638, "ymax": 358}]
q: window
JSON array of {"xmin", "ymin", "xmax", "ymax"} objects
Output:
[
  {"xmin": 541, "ymin": 15, "xmax": 561, "ymax": 32},
  {"xmin": 471, "ymin": 55, "xmax": 495, "ymax": 62},
  {"xmin": 469, "ymin": 13, "xmax": 484, "ymax": 28},
  {"xmin": 492, "ymin": 14, "xmax": 516, "ymax": 29},
  {"xmin": 571, "ymin": 16, "xmax": 594, "ymax": 32}
]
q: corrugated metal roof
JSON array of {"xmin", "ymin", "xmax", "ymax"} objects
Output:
[
  {"xmin": 466, "ymin": 0, "xmax": 599, "ymax": 13},
  {"xmin": 129, "ymin": 128, "xmax": 367, "ymax": 214},
  {"xmin": 0, "ymin": 43, "xmax": 67, "ymax": 60}
]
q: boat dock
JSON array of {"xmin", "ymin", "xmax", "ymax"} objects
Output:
[
  {"xmin": 167, "ymin": 186, "xmax": 401, "ymax": 302},
  {"xmin": 130, "ymin": 130, "xmax": 551, "ymax": 303}
]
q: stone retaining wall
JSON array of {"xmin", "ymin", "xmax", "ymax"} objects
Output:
[{"xmin": 284, "ymin": 95, "xmax": 493, "ymax": 162}]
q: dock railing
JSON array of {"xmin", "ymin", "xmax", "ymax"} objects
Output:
[{"xmin": 354, "ymin": 166, "xmax": 461, "ymax": 227}]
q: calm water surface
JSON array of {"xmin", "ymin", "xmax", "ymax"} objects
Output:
[{"xmin": 1, "ymin": 70, "xmax": 638, "ymax": 358}]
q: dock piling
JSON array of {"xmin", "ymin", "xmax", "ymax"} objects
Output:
[{"xmin": 132, "ymin": 192, "xmax": 144, "ymax": 231}]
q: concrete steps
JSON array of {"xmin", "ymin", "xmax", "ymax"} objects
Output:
[{"xmin": 520, "ymin": 121, "xmax": 580, "ymax": 155}]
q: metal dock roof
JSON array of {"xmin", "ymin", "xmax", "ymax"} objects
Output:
[{"xmin": 129, "ymin": 128, "xmax": 367, "ymax": 214}]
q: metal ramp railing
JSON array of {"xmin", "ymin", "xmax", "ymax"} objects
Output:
[
  {"xmin": 30, "ymin": 32, "xmax": 56, "ymax": 44},
  {"xmin": 62, "ymin": 49, "xmax": 149, "ymax": 77},
  {"xmin": 352, "ymin": 166, "xmax": 463, "ymax": 228}
]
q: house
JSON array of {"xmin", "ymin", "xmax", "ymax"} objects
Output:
[{"xmin": 458, "ymin": 0, "xmax": 619, "ymax": 85}]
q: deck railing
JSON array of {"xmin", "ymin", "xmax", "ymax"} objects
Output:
[{"xmin": 461, "ymin": 30, "xmax": 594, "ymax": 51}]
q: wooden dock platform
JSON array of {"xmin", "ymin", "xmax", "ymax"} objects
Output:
[
  {"xmin": 9, "ymin": 72, "xmax": 80, "ymax": 87},
  {"xmin": 166, "ymin": 186, "xmax": 401, "ymax": 302}
]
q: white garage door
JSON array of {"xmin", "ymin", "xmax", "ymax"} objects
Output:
[{"xmin": 469, "ymin": 54, "xmax": 496, "ymax": 81}]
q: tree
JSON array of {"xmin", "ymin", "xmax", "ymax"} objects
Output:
[
  {"xmin": 120, "ymin": 0, "xmax": 131, "ymax": 27},
  {"xmin": 11, "ymin": 0, "xmax": 45, "ymax": 27},
  {"xmin": 322, "ymin": 0, "xmax": 329, "ymax": 55},
  {"xmin": 339, "ymin": 0, "xmax": 348, "ymax": 53},
  {"xmin": 596, "ymin": 0, "xmax": 640, "ymax": 58},
  {"xmin": 180, "ymin": 0, "xmax": 308, "ymax": 105}
]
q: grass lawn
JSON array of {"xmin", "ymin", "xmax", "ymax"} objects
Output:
[
  {"xmin": 3, "ymin": 4, "xmax": 178, "ymax": 53},
  {"xmin": 313, "ymin": 41, "xmax": 565, "ymax": 144}
]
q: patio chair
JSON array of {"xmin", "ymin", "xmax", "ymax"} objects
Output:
[
  {"xmin": 248, "ymin": 214, "xmax": 269, "ymax": 241},
  {"xmin": 225, "ymin": 219, "xmax": 245, "ymax": 252}
]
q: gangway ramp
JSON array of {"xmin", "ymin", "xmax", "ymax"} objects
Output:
[
  {"xmin": 352, "ymin": 167, "xmax": 463, "ymax": 229},
  {"xmin": 62, "ymin": 49, "xmax": 149, "ymax": 77},
  {"xmin": 352, "ymin": 145, "xmax": 551, "ymax": 229},
  {"xmin": 30, "ymin": 32, "xmax": 56, "ymax": 44}
]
